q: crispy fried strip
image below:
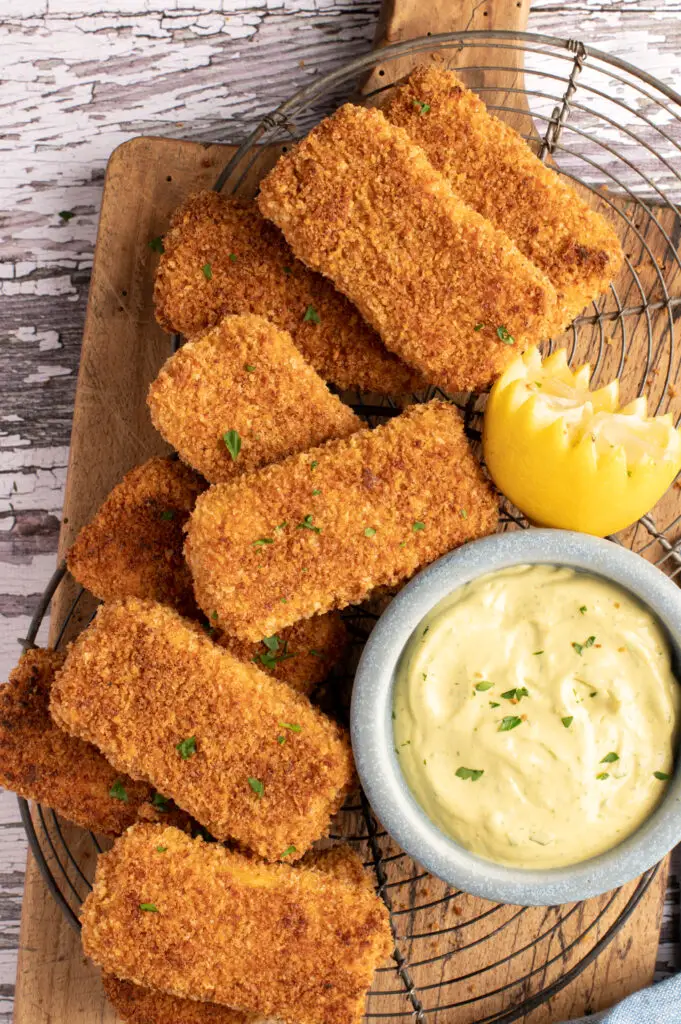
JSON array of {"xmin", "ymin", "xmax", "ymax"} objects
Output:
[
  {"xmin": 147, "ymin": 314, "xmax": 361, "ymax": 484},
  {"xmin": 83, "ymin": 825, "xmax": 391, "ymax": 1024},
  {"xmin": 101, "ymin": 845, "xmax": 373, "ymax": 1024},
  {"xmin": 258, "ymin": 104, "xmax": 559, "ymax": 393},
  {"xmin": 185, "ymin": 401, "xmax": 498, "ymax": 640},
  {"xmin": 153, "ymin": 191, "xmax": 423, "ymax": 394},
  {"xmin": 0, "ymin": 649, "xmax": 153, "ymax": 835},
  {"xmin": 67, "ymin": 457, "xmax": 205, "ymax": 615},
  {"xmin": 385, "ymin": 65, "xmax": 623, "ymax": 324},
  {"xmin": 50, "ymin": 599, "xmax": 354, "ymax": 860}
]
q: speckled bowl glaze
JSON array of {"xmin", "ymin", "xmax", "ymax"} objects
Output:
[{"xmin": 351, "ymin": 528, "xmax": 681, "ymax": 906}]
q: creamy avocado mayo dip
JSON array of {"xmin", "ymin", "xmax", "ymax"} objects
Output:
[{"xmin": 393, "ymin": 564, "xmax": 680, "ymax": 869}]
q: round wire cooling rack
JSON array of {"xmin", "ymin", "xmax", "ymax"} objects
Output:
[{"xmin": 16, "ymin": 30, "xmax": 681, "ymax": 1024}]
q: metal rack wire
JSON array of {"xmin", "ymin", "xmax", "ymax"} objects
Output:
[{"xmin": 17, "ymin": 31, "xmax": 681, "ymax": 1023}]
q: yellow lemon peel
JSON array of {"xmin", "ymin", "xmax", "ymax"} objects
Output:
[{"xmin": 483, "ymin": 347, "xmax": 681, "ymax": 536}]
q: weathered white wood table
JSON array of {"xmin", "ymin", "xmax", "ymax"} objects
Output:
[{"xmin": 2, "ymin": 1, "xmax": 681, "ymax": 1020}]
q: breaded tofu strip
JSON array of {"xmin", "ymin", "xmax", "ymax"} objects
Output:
[
  {"xmin": 147, "ymin": 314, "xmax": 361, "ymax": 484},
  {"xmin": 67, "ymin": 457, "xmax": 205, "ymax": 615},
  {"xmin": 50, "ymin": 599, "xmax": 354, "ymax": 860},
  {"xmin": 101, "ymin": 845, "xmax": 373, "ymax": 1024},
  {"xmin": 0, "ymin": 649, "xmax": 153, "ymax": 835},
  {"xmin": 385, "ymin": 65, "xmax": 623, "ymax": 324},
  {"xmin": 185, "ymin": 401, "xmax": 498, "ymax": 640},
  {"xmin": 82, "ymin": 825, "xmax": 392, "ymax": 1024},
  {"xmin": 257, "ymin": 104, "xmax": 559, "ymax": 393},
  {"xmin": 154, "ymin": 191, "xmax": 423, "ymax": 394},
  {"xmin": 217, "ymin": 612, "xmax": 348, "ymax": 696}
]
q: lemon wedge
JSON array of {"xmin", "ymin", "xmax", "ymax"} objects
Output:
[{"xmin": 483, "ymin": 347, "xmax": 681, "ymax": 536}]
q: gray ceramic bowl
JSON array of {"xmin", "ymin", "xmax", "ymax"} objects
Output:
[{"xmin": 351, "ymin": 528, "xmax": 681, "ymax": 906}]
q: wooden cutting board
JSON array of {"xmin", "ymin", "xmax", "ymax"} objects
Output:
[{"xmin": 13, "ymin": 2, "xmax": 678, "ymax": 1022}]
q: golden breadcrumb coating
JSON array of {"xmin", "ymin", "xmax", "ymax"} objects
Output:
[
  {"xmin": 50, "ymin": 599, "xmax": 354, "ymax": 860},
  {"xmin": 101, "ymin": 845, "xmax": 373, "ymax": 1024},
  {"xmin": 217, "ymin": 611, "xmax": 349, "ymax": 696},
  {"xmin": 82, "ymin": 825, "xmax": 392, "ymax": 1024},
  {"xmin": 147, "ymin": 314, "xmax": 361, "ymax": 484},
  {"xmin": 0, "ymin": 649, "xmax": 153, "ymax": 835},
  {"xmin": 185, "ymin": 401, "xmax": 498, "ymax": 640},
  {"xmin": 67, "ymin": 457, "xmax": 205, "ymax": 616},
  {"xmin": 153, "ymin": 191, "xmax": 423, "ymax": 394},
  {"xmin": 257, "ymin": 104, "xmax": 559, "ymax": 393},
  {"xmin": 385, "ymin": 65, "xmax": 624, "ymax": 324}
]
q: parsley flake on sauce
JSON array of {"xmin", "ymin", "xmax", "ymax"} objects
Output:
[
  {"xmin": 572, "ymin": 635, "xmax": 596, "ymax": 655},
  {"xmin": 654, "ymin": 771, "xmax": 671, "ymax": 780},
  {"xmin": 140, "ymin": 903, "xmax": 159, "ymax": 913},
  {"xmin": 202, "ymin": 262, "xmax": 213, "ymax": 280},
  {"xmin": 596, "ymin": 772, "xmax": 610, "ymax": 780},
  {"xmin": 109, "ymin": 779, "xmax": 128, "ymax": 802},
  {"xmin": 248, "ymin": 777, "xmax": 265, "ymax": 799},
  {"xmin": 176, "ymin": 736, "xmax": 197, "ymax": 760},
  {"xmin": 303, "ymin": 305, "xmax": 321, "ymax": 324},
  {"xmin": 562, "ymin": 716, "xmax": 574, "ymax": 728},
  {"xmin": 489, "ymin": 701, "xmax": 501, "ymax": 708},
  {"xmin": 223, "ymin": 429, "xmax": 241, "ymax": 461},
  {"xmin": 579, "ymin": 605, "xmax": 587, "ymax": 614},
  {"xmin": 497, "ymin": 325, "xmax": 515, "ymax": 345},
  {"xmin": 499, "ymin": 716, "xmax": 522, "ymax": 732},
  {"xmin": 600, "ymin": 752, "xmax": 619, "ymax": 763},
  {"xmin": 533, "ymin": 650, "xmax": 544, "ymax": 656},
  {"xmin": 475, "ymin": 681, "xmax": 494, "ymax": 692},
  {"xmin": 501, "ymin": 687, "xmax": 529, "ymax": 702},
  {"xmin": 456, "ymin": 767, "xmax": 484, "ymax": 782}
]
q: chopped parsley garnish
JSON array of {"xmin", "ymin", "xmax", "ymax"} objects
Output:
[
  {"xmin": 310, "ymin": 461, "xmax": 318, "ymax": 471},
  {"xmin": 600, "ymin": 751, "xmax": 619, "ymax": 763},
  {"xmin": 59, "ymin": 210, "xmax": 75, "ymax": 222},
  {"xmin": 176, "ymin": 736, "xmax": 197, "ymax": 760},
  {"xmin": 561, "ymin": 716, "xmax": 574, "ymax": 729},
  {"xmin": 533, "ymin": 650, "xmax": 544, "ymax": 656},
  {"xmin": 277, "ymin": 735, "xmax": 286, "ymax": 745},
  {"xmin": 229, "ymin": 253, "xmax": 238, "ymax": 263},
  {"xmin": 412, "ymin": 99, "xmax": 431, "ymax": 115},
  {"xmin": 263, "ymin": 635, "xmax": 280, "ymax": 651},
  {"xmin": 151, "ymin": 793, "xmax": 169, "ymax": 811},
  {"xmin": 489, "ymin": 701, "xmax": 500, "ymax": 708},
  {"xmin": 312, "ymin": 488, "xmax": 321, "ymax": 496},
  {"xmin": 139, "ymin": 903, "xmax": 159, "ymax": 913},
  {"xmin": 579, "ymin": 605, "xmax": 587, "ymax": 614},
  {"xmin": 276, "ymin": 521, "xmax": 288, "ymax": 530},
  {"xmin": 654, "ymin": 770, "xmax": 671, "ymax": 781},
  {"xmin": 283, "ymin": 266, "xmax": 292, "ymax": 275},
  {"xmin": 499, "ymin": 716, "xmax": 522, "ymax": 732},
  {"xmin": 109, "ymin": 779, "xmax": 128, "ymax": 802},
  {"xmin": 364, "ymin": 526, "xmax": 376, "ymax": 537},
  {"xmin": 248, "ymin": 777, "xmax": 265, "ymax": 799},
  {"xmin": 572, "ymin": 636, "xmax": 596, "ymax": 655},
  {"xmin": 281, "ymin": 845, "xmax": 297, "ymax": 857},
  {"xmin": 211, "ymin": 611, "xmax": 218, "ymax": 621},
  {"xmin": 303, "ymin": 305, "xmax": 321, "ymax": 324},
  {"xmin": 159, "ymin": 509, "xmax": 175, "ymax": 521},
  {"xmin": 253, "ymin": 537, "xmax": 274, "ymax": 547},
  {"xmin": 497, "ymin": 325, "xmax": 515, "ymax": 345},
  {"xmin": 501, "ymin": 687, "xmax": 529, "ymax": 702},
  {"xmin": 244, "ymin": 363, "xmax": 256, "ymax": 372},
  {"xmin": 258, "ymin": 635, "xmax": 296, "ymax": 669},
  {"xmin": 309, "ymin": 649, "xmax": 324, "ymax": 657},
  {"xmin": 413, "ymin": 521, "xmax": 425, "ymax": 532},
  {"xmin": 475, "ymin": 681, "xmax": 494, "ymax": 692},
  {"xmin": 296, "ymin": 514, "xmax": 320, "ymax": 533},
  {"xmin": 460, "ymin": 509, "xmax": 468, "ymax": 519},
  {"xmin": 474, "ymin": 323, "xmax": 485, "ymax": 331},
  {"xmin": 223, "ymin": 429, "xmax": 241, "ymax": 461},
  {"xmin": 279, "ymin": 721, "xmax": 302, "ymax": 733},
  {"xmin": 156, "ymin": 845, "xmax": 168, "ymax": 853},
  {"xmin": 596, "ymin": 772, "xmax": 610, "ymax": 780},
  {"xmin": 202, "ymin": 262, "xmax": 213, "ymax": 280},
  {"xmin": 455, "ymin": 767, "xmax": 484, "ymax": 782},
  {"xmin": 148, "ymin": 235, "xmax": 164, "ymax": 253}
]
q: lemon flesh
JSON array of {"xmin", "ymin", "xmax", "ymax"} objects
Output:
[{"xmin": 483, "ymin": 347, "xmax": 681, "ymax": 536}]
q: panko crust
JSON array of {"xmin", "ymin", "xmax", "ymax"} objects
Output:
[
  {"xmin": 50, "ymin": 599, "xmax": 354, "ymax": 861},
  {"xmin": 385, "ymin": 65, "xmax": 624, "ymax": 324},
  {"xmin": 147, "ymin": 314, "xmax": 361, "ymax": 484},
  {"xmin": 0, "ymin": 649, "xmax": 153, "ymax": 835},
  {"xmin": 67, "ymin": 457, "xmax": 205, "ymax": 616},
  {"xmin": 153, "ymin": 191, "xmax": 423, "ymax": 394},
  {"xmin": 217, "ymin": 611, "xmax": 349, "ymax": 696},
  {"xmin": 82, "ymin": 825, "xmax": 392, "ymax": 1024},
  {"xmin": 185, "ymin": 401, "xmax": 498, "ymax": 640},
  {"xmin": 257, "ymin": 103, "xmax": 559, "ymax": 393},
  {"xmin": 101, "ymin": 845, "xmax": 372, "ymax": 1024}
]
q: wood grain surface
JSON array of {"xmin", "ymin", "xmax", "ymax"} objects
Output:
[{"xmin": 3, "ymin": 1, "xmax": 681, "ymax": 1021}]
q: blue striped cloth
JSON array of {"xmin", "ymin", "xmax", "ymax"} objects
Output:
[{"xmin": 568, "ymin": 976, "xmax": 681, "ymax": 1021}]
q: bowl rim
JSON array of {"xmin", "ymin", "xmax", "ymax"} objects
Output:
[{"xmin": 350, "ymin": 527, "xmax": 681, "ymax": 906}]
